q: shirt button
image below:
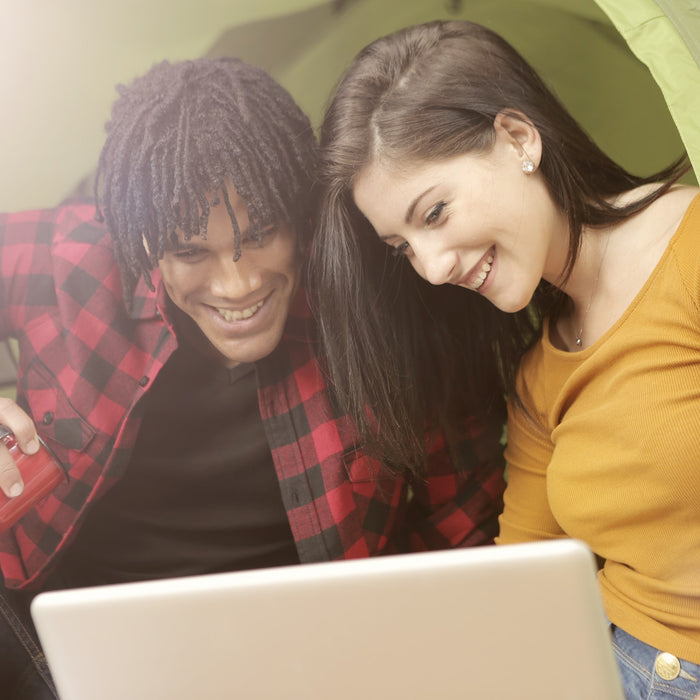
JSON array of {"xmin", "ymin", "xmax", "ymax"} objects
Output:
[
  {"xmin": 139, "ymin": 376, "xmax": 149, "ymax": 387},
  {"xmin": 42, "ymin": 412, "xmax": 54, "ymax": 425},
  {"xmin": 655, "ymin": 652, "xmax": 681, "ymax": 680}
]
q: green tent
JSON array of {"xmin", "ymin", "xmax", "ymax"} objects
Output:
[
  {"xmin": 212, "ymin": 0, "xmax": 700, "ymax": 183},
  {"xmin": 0, "ymin": 0, "xmax": 697, "ymax": 213}
]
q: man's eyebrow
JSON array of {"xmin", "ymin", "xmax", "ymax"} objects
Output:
[
  {"xmin": 165, "ymin": 238, "xmax": 198, "ymax": 250},
  {"xmin": 166, "ymin": 220, "xmax": 275, "ymax": 247},
  {"xmin": 405, "ymin": 186, "xmax": 436, "ymax": 224}
]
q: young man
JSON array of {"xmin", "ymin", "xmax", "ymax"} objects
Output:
[{"xmin": 0, "ymin": 57, "xmax": 505, "ymax": 699}]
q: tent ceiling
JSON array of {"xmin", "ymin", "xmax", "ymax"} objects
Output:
[{"xmin": 0, "ymin": 0, "xmax": 696, "ymax": 212}]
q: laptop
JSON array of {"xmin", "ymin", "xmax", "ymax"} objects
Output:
[{"xmin": 31, "ymin": 538, "xmax": 624, "ymax": 700}]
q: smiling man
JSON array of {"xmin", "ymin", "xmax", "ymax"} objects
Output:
[
  {"xmin": 155, "ymin": 186, "xmax": 301, "ymax": 368},
  {"xmin": 0, "ymin": 57, "xmax": 505, "ymax": 699}
]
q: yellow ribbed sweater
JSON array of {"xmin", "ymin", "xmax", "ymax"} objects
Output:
[{"xmin": 498, "ymin": 193, "xmax": 700, "ymax": 664}]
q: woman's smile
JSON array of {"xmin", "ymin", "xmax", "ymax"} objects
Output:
[{"xmin": 457, "ymin": 246, "xmax": 495, "ymax": 291}]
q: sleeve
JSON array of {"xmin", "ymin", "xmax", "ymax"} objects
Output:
[
  {"xmin": 0, "ymin": 206, "xmax": 62, "ymax": 337},
  {"xmin": 496, "ymin": 395, "xmax": 566, "ymax": 544},
  {"xmin": 404, "ymin": 415, "xmax": 506, "ymax": 551}
]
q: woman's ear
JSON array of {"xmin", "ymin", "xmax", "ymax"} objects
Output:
[{"xmin": 493, "ymin": 110, "xmax": 542, "ymax": 171}]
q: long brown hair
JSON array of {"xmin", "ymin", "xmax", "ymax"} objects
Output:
[{"xmin": 309, "ymin": 20, "xmax": 688, "ymax": 473}]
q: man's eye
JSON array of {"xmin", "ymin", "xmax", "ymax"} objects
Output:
[
  {"xmin": 242, "ymin": 225, "xmax": 278, "ymax": 247},
  {"xmin": 241, "ymin": 235, "xmax": 266, "ymax": 248},
  {"xmin": 391, "ymin": 241, "xmax": 411, "ymax": 257},
  {"xmin": 425, "ymin": 201, "xmax": 446, "ymax": 226},
  {"xmin": 172, "ymin": 248, "xmax": 202, "ymax": 260}
]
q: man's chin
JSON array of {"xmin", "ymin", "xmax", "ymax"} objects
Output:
[{"xmin": 212, "ymin": 329, "xmax": 285, "ymax": 368}]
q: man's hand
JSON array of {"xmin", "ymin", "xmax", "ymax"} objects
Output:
[{"xmin": 0, "ymin": 397, "xmax": 39, "ymax": 498}]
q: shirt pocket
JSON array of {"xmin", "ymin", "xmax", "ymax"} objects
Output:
[{"xmin": 18, "ymin": 356, "xmax": 96, "ymax": 465}]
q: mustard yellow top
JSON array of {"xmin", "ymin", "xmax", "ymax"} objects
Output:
[{"xmin": 498, "ymin": 193, "xmax": 700, "ymax": 664}]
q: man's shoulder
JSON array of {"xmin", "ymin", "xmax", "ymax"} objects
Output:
[
  {"xmin": 1, "ymin": 200, "xmax": 108, "ymax": 248},
  {"xmin": 53, "ymin": 200, "xmax": 111, "ymax": 247},
  {"xmin": 46, "ymin": 201, "xmax": 124, "ymax": 298}
]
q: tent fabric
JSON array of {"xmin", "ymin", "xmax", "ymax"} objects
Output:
[
  {"xmin": 212, "ymin": 0, "xmax": 692, "ymax": 181},
  {"xmin": 654, "ymin": 0, "xmax": 700, "ymax": 65},
  {"xmin": 595, "ymin": 0, "xmax": 700, "ymax": 177},
  {"xmin": 0, "ymin": 1, "xmax": 330, "ymax": 212},
  {"xmin": 1, "ymin": 0, "xmax": 697, "ymax": 212}
]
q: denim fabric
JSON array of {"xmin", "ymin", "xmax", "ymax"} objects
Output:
[
  {"xmin": 0, "ymin": 586, "xmax": 57, "ymax": 700},
  {"xmin": 612, "ymin": 624, "xmax": 700, "ymax": 700}
]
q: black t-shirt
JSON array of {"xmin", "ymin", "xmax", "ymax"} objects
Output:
[{"xmin": 53, "ymin": 336, "xmax": 299, "ymax": 588}]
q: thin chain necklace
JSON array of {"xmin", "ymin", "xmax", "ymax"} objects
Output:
[{"xmin": 574, "ymin": 233, "xmax": 611, "ymax": 348}]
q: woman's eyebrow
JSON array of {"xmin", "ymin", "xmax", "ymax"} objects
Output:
[{"xmin": 405, "ymin": 186, "xmax": 436, "ymax": 224}]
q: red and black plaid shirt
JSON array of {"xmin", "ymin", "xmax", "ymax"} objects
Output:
[{"xmin": 0, "ymin": 202, "xmax": 505, "ymax": 589}]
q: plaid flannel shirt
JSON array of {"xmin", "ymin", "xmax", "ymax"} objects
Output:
[{"xmin": 0, "ymin": 202, "xmax": 505, "ymax": 589}]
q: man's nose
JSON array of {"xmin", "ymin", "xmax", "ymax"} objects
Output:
[{"xmin": 210, "ymin": 256, "xmax": 260, "ymax": 297}]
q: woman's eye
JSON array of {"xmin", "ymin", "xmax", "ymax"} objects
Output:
[
  {"xmin": 425, "ymin": 201, "xmax": 446, "ymax": 226},
  {"xmin": 391, "ymin": 241, "xmax": 411, "ymax": 257}
]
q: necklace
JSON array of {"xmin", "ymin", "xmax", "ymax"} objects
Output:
[{"xmin": 574, "ymin": 233, "xmax": 611, "ymax": 348}]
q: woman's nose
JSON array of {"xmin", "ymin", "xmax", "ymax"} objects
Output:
[{"xmin": 413, "ymin": 243, "xmax": 457, "ymax": 286}]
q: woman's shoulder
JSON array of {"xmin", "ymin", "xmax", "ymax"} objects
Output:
[
  {"xmin": 634, "ymin": 184, "xmax": 699, "ymax": 238},
  {"xmin": 649, "ymin": 185, "xmax": 700, "ymax": 257},
  {"xmin": 654, "ymin": 183, "xmax": 700, "ymax": 220},
  {"xmin": 635, "ymin": 185, "xmax": 700, "ymax": 306},
  {"xmin": 607, "ymin": 184, "xmax": 698, "ymax": 266},
  {"xmin": 662, "ymin": 186, "xmax": 700, "ymax": 284}
]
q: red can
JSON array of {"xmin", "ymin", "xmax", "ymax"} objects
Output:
[{"xmin": 0, "ymin": 426, "xmax": 67, "ymax": 530}]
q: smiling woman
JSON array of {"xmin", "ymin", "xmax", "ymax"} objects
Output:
[
  {"xmin": 351, "ymin": 112, "xmax": 568, "ymax": 313},
  {"xmin": 311, "ymin": 18, "xmax": 700, "ymax": 700}
]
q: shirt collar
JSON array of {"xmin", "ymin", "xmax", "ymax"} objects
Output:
[{"xmin": 127, "ymin": 267, "xmax": 166, "ymax": 321}]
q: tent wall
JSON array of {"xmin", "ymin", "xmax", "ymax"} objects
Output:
[
  {"xmin": 1, "ymin": 0, "xmax": 697, "ymax": 213},
  {"xmin": 246, "ymin": 0, "xmax": 691, "ymax": 180},
  {"xmin": 596, "ymin": 0, "xmax": 700, "ymax": 177}
]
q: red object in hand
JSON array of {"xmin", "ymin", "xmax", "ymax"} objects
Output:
[{"xmin": 0, "ymin": 426, "xmax": 67, "ymax": 530}]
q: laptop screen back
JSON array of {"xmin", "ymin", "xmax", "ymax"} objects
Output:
[{"xmin": 31, "ymin": 538, "xmax": 624, "ymax": 700}]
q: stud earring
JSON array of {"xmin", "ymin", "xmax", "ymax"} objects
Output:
[{"xmin": 522, "ymin": 159, "xmax": 535, "ymax": 174}]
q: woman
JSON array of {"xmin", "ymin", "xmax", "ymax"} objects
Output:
[{"xmin": 310, "ymin": 19, "xmax": 699, "ymax": 700}]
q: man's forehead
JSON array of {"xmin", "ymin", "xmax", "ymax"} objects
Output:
[
  {"xmin": 166, "ymin": 231, "xmax": 200, "ymax": 247},
  {"xmin": 163, "ymin": 212, "xmax": 286, "ymax": 247}
]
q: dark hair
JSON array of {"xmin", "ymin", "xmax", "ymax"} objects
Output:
[
  {"xmin": 95, "ymin": 56, "xmax": 317, "ymax": 306},
  {"xmin": 309, "ymin": 19, "xmax": 688, "ymax": 472}
]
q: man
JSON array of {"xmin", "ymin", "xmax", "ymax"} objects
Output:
[{"xmin": 0, "ymin": 57, "xmax": 505, "ymax": 699}]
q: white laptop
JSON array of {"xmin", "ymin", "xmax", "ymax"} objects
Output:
[{"xmin": 31, "ymin": 538, "xmax": 624, "ymax": 700}]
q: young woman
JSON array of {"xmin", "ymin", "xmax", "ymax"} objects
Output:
[{"xmin": 310, "ymin": 19, "xmax": 699, "ymax": 700}]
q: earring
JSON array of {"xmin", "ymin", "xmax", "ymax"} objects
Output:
[{"xmin": 522, "ymin": 159, "xmax": 535, "ymax": 174}]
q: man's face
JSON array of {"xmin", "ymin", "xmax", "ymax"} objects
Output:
[{"xmin": 157, "ymin": 186, "xmax": 301, "ymax": 367}]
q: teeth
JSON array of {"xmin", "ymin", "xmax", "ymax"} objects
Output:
[
  {"xmin": 216, "ymin": 300, "xmax": 264, "ymax": 321},
  {"xmin": 470, "ymin": 253, "xmax": 494, "ymax": 290}
]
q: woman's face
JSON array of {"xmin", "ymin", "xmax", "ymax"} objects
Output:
[{"xmin": 352, "ymin": 123, "xmax": 569, "ymax": 313}]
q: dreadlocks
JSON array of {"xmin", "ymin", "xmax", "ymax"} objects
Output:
[{"xmin": 94, "ymin": 56, "xmax": 317, "ymax": 306}]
